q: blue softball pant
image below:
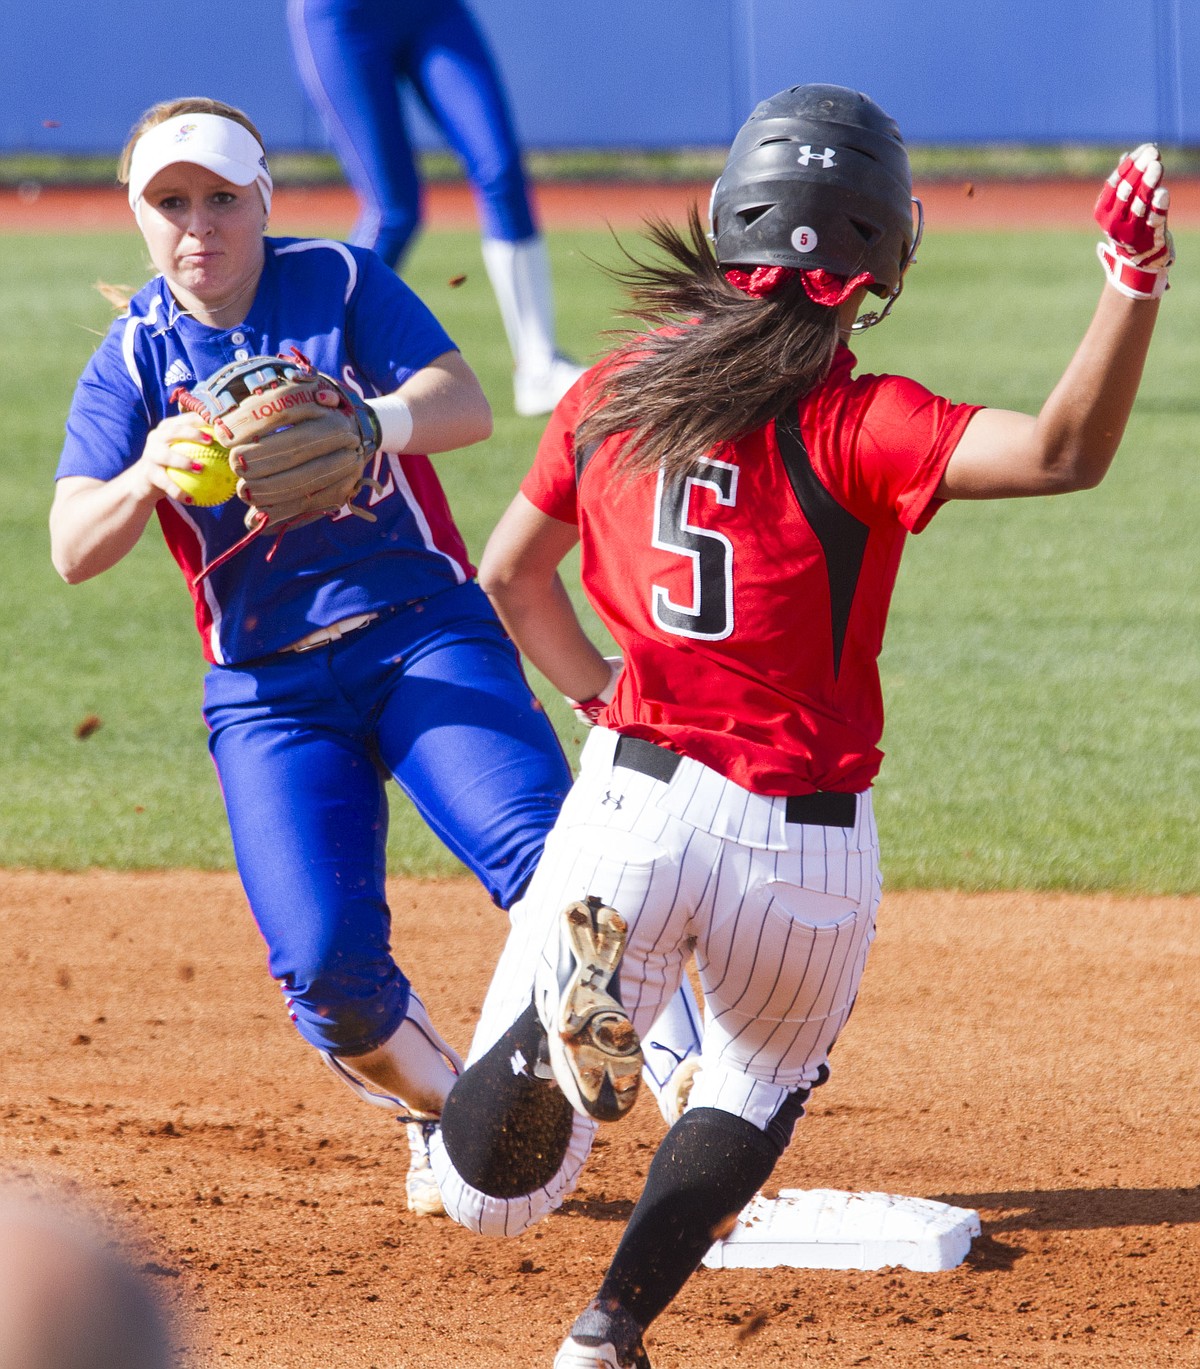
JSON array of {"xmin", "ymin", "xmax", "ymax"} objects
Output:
[
  {"xmin": 202, "ymin": 582, "xmax": 570, "ymax": 1055},
  {"xmin": 287, "ymin": 0, "xmax": 537, "ymax": 267}
]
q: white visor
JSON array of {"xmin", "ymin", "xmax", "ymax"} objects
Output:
[{"xmin": 127, "ymin": 112, "xmax": 272, "ymax": 215}]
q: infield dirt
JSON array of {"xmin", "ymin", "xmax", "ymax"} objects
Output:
[{"xmin": 3, "ymin": 871, "xmax": 1197, "ymax": 1368}]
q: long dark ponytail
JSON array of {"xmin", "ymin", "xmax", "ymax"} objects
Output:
[{"xmin": 576, "ymin": 206, "xmax": 842, "ymax": 481}]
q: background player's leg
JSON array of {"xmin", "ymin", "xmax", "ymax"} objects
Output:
[
  {"xmin": 478, "ymin": 239, "xmax": 586, "ymax": 416},
  {"xmin": 406, "ymin": 0, "xmax": 534, "ymax": 245},
  {"xmin": 286, "ymin": 0, "xmax": 423, "ymax": 266},
  {"xmin": 408, "ymin": 1, "xmax": 584, "ymax": 413}
]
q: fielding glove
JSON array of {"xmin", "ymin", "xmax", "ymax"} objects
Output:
[{"xmin": 175, "ymin": 349, "xmax": 381, "ymax": 531}]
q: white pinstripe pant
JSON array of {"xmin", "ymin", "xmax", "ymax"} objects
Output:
[{"xmin": 432, "ymin": 726, "xmax": 881, "ymax": 1236}]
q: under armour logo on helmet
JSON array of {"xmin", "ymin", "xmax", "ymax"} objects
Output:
[{"xmin": 796, "ymin": 145, "xmax": 837, "ymax": 168}]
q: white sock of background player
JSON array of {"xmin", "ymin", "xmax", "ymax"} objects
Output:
[{"xmin": 480, "ymin": 235, "xmax": 585, "ymax": 415}]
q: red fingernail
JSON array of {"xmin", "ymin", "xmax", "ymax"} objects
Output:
[{"xmin": 191, "ymin": 462, "xmax": 205, "ymax": 472}]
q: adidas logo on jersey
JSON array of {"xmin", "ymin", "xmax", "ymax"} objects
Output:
[{"xmin": 164, "ymin": 359, "xmax": 194, "ymax": 388}]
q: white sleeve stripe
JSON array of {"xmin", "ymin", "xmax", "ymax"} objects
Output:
[
  {"xmin": 274, "ymin": 238, "xmax": 359, "ymax": 305},
  {"xmin": 120, "ymin": 293, "xmax": 163, "ymax": 424}
]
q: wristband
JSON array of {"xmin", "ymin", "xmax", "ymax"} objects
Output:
[
  {"xmin": 1096, "ymin": 242, "xmax": 1170, "ymax": 300},
  {"xmin": 366, "ymin": 393, "xmax": 415, "ymax": 453},
  {"xmin": 566, "ymin": 656, "xmax": 623, "ymax": 728}
]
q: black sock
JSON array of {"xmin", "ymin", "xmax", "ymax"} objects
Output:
[
  {"xmin": 598, "ymin": 1107, "xmax": 780, "ymax": 1328},
  {"xmin": 440, "ymin": 1002, "xmax": 574, "ymax": 1198}
]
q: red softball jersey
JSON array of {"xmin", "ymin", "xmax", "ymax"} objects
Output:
[{"xmin": 522, "ymin": 343, "xmax": 982, "ymax": 795}]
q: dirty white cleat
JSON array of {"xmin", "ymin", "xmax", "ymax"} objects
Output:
[
  {"xmin": 404, "ymin": 1120, "xmax": 445, "ymax": 1217},
  {"xmin": 554, "ymin": 1302, "xmax": 651, "ymax": 1369},
  {"xmin": 544, "ymin": 897, "xmax": 643, "ymax": 1123},
  {"xmin": 661, "ymin": 1055, "xmax": 703, "ymax": 1127},
  {"xmin": 514, "ymin": 354, "xmax": 586, "ymax": 417}
]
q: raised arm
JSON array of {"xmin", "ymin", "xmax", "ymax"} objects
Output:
[
  {"xmin": 937, "ymin": 144, "xmax": 1171, "ymax": 501},
  {"xmin": 478, "ymin": 491, "xmax": 617, "ymax": 706}
]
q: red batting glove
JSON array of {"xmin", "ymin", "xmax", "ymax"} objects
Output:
[
  {"xmin": 1094, "ymin": 143, "xmax": 1173, "ymax": 299},
  {"xmin": 567, "ymin": 656, "xmax": 622, "ymax": 728}
]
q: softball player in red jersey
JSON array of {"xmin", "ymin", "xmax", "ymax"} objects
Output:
[{"xmin": 430, "ymin": 85, "xmax": 1172, "ymax": 1368}]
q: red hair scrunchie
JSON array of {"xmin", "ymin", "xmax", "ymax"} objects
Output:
[
  {"xmin": 798, "ymin": 268, "xmax": 876, "ymax": 306},
  {"xmin": 724, "ymin": 265, "xmax": 876, "ymax": 305},
  {"xmin": 724, "ymin": 265, "xmax": 796, "ymax": 298}
]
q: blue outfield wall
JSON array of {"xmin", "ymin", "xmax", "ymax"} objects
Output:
[{"xmin": 1, "ymin": 0, "xmax": 1196, "ymax": 157}]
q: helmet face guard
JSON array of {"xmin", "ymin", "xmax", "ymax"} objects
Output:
[
  {"xmin": 711, "ymin": 84, "xmax": 919, "ymax": 326},
  {"xmin": 851, "ymin": 196, "xmax": 923, "ymax": 331}
]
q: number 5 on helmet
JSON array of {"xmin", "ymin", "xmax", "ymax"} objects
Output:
[{"xmin": 1094, "ymin": 143, "xmax": 1174, "ymax": 300}]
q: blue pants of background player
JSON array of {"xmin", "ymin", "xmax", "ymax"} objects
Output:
[
  {"xmin": 287, "ymin": 0, "xmax": 534, "ymax": 266},
  {"xmin": 202, "ymin": 582, "xmax": 568, "ymax": 1055},
  {"xmin": 287, "ymin": 0, "xmax": 585, "ymax": 418}
]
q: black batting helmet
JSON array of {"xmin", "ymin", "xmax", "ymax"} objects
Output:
[{"xmin": 711, "ymin": 84, "xmax": 919, "ymax": 304}]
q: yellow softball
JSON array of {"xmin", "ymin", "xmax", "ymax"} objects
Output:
[{"xmin": 166, "ymin": 439, "xmax": 238, "ymax": 507}]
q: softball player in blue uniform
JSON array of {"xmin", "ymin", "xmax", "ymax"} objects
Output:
[
  {"xmin": 287, "ymin": 0, "xmax": 584, "ymax": 416},
  {"xmin": 50, "ymin": 97, "xmax": 699, "ymax": 1216}
]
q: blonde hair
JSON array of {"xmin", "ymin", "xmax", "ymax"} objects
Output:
[{"xmin": 117, "ymin": 97, "xmax": 265, "ymax": 185}]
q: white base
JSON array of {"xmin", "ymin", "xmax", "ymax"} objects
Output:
[{"xmin": 702, "ymin": 1189, "xmax": 981, "ymax": 1273}]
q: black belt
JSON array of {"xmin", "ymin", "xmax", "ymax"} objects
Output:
[{"xmin": 612, "ymin": 734, "xmax": 857, "ymax": 828}]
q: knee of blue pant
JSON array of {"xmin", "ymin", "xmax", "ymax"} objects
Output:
[
  {"xmin": 487, "ymin": 846, "xmax": 540, "ymax": 911},
  {"xmin": 280, "ymin": 958, "xmax": 410, "ymax": 1055}
]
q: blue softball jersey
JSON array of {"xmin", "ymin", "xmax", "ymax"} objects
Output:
[{"xmin": 57, "ymin": 236, "xmax": 473, "ymax": 664}]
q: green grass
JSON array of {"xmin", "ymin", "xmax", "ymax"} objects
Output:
[
  {"xmin": 2, "ymin": 225, "xmax": 1196, "ymax": 889},
  {"xmin": 9, "ymin": 144, "xmax": 1200, "ymax": 187}
]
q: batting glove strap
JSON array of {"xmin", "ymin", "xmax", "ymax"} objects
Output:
[
  {"xmin": 567, "ymin": 656, "xmax": 623, "ymax": 728},
  {"xmin": 1096, "ymin": 240, "xmax": 1171, "ymax": 299}
]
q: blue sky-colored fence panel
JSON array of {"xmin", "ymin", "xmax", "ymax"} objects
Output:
[{"xmin": 1, "ymin": 0, "xmax": 1193, "ymax": 155}]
